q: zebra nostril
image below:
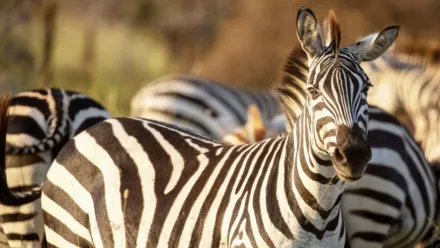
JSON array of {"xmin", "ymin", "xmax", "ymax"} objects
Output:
[{"xmin": 333, "ymin": 148, "xmax": 347, "ymax": 165}]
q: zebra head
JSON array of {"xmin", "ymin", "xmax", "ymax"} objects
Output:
[{"xmin": 296, "ymin": 7, "xmax": 399, "ymax": 181}]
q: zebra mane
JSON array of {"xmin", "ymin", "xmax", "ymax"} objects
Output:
[
  {"xmin": 278, "ymin": 45, "xmax": 308, "ymax": 131},
  {"xmin": 277, "ymin": 10, "xmax": 343, "ymax": 131}
]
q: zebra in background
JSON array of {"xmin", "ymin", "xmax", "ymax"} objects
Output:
[
  {"xmin": 226, "ymin": 41, "xmax": 439, "ymax": 246},
  {"xmin": 391, "ymin": 37, "xmax": 440, "ymax": 66},
  {"xmin": 361, "ymin": 44, "xmax": 440, "ymax": 166},
  {"xmin": 360, "ymin": 36, "xmax": 440, "ymax": 73},
  {"xmin": 130, "ymin": 74, "xmax": 282, "ymax": 141},
  {"xmin": 37, "ymin": 7, "xmax": 401, "ymax": 247},
  {"xmin": 0, "ymin": 88, "xmax": 110, "ymax": 247}
]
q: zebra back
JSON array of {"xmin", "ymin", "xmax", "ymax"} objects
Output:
[
  {"xmin": 393, "ymin": 37, "xmax": 440, "ymax": 66},
  {"xmin": 130, "ymin": 74, "xmax": 282, "ymax": 140}
]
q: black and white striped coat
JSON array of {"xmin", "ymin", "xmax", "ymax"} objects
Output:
[
  {"xmin": 362, "ymin": 51, "xmax": 440, "ymax": 165},
  {"xmin": 231, "ymin": 43, "xmax": 439, "ymax": 246},
  {"xmin": 0, "ymin": 88, "xmax": 110, "ymax": 247},
  {"xmin": 130, "ymin": 74, "xmax": 282, "ymax": 141},
  {"xmin": 37, "ymin": 8, "xmax": 402, "ymax": 248},
  {"xmin": 362, "ymin": 53, "xmax": 440, "ymax": 240},
  {"xmin": 226, "ymin": 106, "xmax": 439, "ymax": 247}
]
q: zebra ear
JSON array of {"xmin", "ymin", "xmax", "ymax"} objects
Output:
[
  {"xmin": 296, "ymin": 7, "xmax": 324, "ymax": 59},
  {"xmin": 348, "ymin": 25, "xmax": 400, "ymax": 62}
]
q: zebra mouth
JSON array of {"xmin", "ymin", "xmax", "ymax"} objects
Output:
[
  {"xmin": 331, "ymin": 148, "xmax": 369, "ymax": 182},
  {"xmin": 334, "ymin": 167, "xmax": 362, "ymax": 182}
]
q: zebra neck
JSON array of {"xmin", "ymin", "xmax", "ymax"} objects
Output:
[
  {"xmin": 286, "ymin": 110, "xmax": 344, "ymax": 230},
  {"xmin": 297, "ymin": 103, "xmax": 333, "ymax": 162}
]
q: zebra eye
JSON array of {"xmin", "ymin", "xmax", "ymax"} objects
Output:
[{"xmin": 307, "ymin": 87, "xmax": 321, "ymax": 98}]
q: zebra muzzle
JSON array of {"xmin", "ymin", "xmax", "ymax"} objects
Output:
[{"xmin": 332, "ymin": 125, "xmax": 372, "ymax": 181}]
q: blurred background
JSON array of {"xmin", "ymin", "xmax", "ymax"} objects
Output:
[{"xmin": 1, "ymin": 0, "xmax": 440, "ymax": 116}]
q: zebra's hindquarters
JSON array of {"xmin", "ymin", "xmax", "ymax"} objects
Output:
[
  {"xmin": 0, "ymin": 152, "xmax": 53, "ymax": 248},
  {"xmin": 0, "ymin": 89, "xmax": 110, "ymax": 248}
]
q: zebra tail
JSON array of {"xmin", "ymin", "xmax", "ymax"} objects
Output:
[
  {"xmin": 5, "ymin": 90, "xmax": 67, "ymax": 155},
  {"xmin": 0, "ymin": 95, "xmax": 41, "ymax": 206},
  {"xmin": 5, "ymin": 124, "xmax": 68, "ymax": 155}
]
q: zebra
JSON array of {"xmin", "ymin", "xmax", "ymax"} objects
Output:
[
  {"xmin": 130, "ymin": 74, "xmax": 282, "ymax": 141},
  {"xmin": 361, "ymin": 47, "xmax": 440, "ymax": 166},
  {"xmin": 0, "ymin": 88, "xmax": 110, "ymax": 247},
  {"xmin": 35, "ymin": 8, "xmax": 402, "ymax": 247},
  {"xmin": 224, "ymin": 109, "xmax": 439, "ymax": 247},
  {"xmin": 226, "ymin": 41, "xmax": 439, "ymax": 246},
  {"xmin": 362, "ymin": 49, "xmax": 440, "ymax": 246}
]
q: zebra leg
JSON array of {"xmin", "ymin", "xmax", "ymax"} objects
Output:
[{"xmin": 0, "ymin": 199, "xmax": 44, "ymax": 248}]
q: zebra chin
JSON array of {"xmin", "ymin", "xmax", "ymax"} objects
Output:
[{"xmin": 331, "ymin": 124, "xmax": 372, "ymax": 182}]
